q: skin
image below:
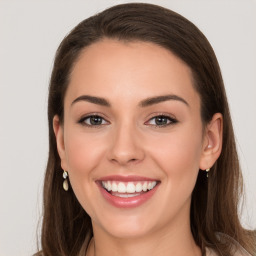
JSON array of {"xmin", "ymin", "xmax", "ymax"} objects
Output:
[{"xmin": 54, "ymin": 39, "xmax": 223, "ymax": 256}]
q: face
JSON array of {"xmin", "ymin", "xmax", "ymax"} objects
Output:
[{"xmin": 54, "ymin": 39, "xmax": 217, "ymax": 239}]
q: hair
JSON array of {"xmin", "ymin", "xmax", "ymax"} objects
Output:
[{"xmin": 36, "ymin": 3, "xmax": 255, "ymax": 256}]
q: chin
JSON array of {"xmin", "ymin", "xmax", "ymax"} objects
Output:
[
  {"xmin": 93, "ymin": 211, "xmax": 155, "ymax": 239},
  {"xmin": 104, "ymin": 223, "xmax": 152, "ymax": 239}
]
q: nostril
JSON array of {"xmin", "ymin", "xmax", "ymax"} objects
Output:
[
  {"xmin": 128, "ymin": 158, "xmax": 140, "ymax": 163},
  {"xmin": 110, "ymin": 157, "xmax": 141, "ymax": 166}
]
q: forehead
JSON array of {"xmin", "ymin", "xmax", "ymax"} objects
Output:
[{"xmin": 66, "ymin": 39, "xmax": 200, "ymax": 109}]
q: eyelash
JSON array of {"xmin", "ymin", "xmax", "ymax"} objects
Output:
[
  {"xmin": 145, "ymin": 114, "xmax": 178, "ymax": 127},
  {"xmin": 78, "ymin": 114, "xmax": 178, "ymax": 128},
  {"xmin": 78, "ymin": 114, "xmax": 109, "ymax": 128}
]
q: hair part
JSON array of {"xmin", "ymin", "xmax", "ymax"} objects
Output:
[{"xmin": 36, "ymin": 3, "xmax": 255, "ymax": 256}]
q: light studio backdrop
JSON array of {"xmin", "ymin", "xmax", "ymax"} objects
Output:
[{"xmin": 0, "ymin": 1, "xmax": 255, "ymax": 255}]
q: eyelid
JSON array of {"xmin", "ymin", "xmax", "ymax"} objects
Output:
[
  {"xmin": 77, "ymin": 112, "xmax": 178, "ymax": 128},
  {"xmin": 144, "ymin": 113, "xmax": 178, "ymax": 127},
  {"xmin": 145, "ymin": 112, "xmax": 177, "ymax": 120},
  {"xmin": 78, "ymin": 113, "xmax": 110, "ymax": 127}
]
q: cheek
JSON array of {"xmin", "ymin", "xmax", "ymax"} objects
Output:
[
  {"xmin": 63, "ymin": 128, "xmax": 107, "ymax": 197},
  {"xmin": 147, "ymin": 124, "xmax": 203, "ymax": 188},
  {"xmin": 64, "ymin": 128, "xmax": 106, "ymax": 172},
  {"xmin": 144, "ymin": 126, "xmax": 203, "ymax": 223},
  {"xmin": 63, "ymin": 129, "xmax": 108, "ymax": 216},
  {"xmin": 154, "ymin": 131, "xmax": 201, "ymax": 167}
]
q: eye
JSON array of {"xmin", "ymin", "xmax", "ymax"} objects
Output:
[
  {"xmin": 146, "ymin": 115, "xmax": 177, "ymax": 127},
  {"xmin": 78, "ymin": 115, "xmax": 108, "ymax": 127}
]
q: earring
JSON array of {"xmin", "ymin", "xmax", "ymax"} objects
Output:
[
  {"xmin": 63, "ymin": 170, "xmax": 69, "ymax": 191},
  {"xmin": 205, "ymin": 168, "xmax": 210, "ymax": 178}
]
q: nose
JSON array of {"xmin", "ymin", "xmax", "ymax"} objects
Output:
[{"xmin": 107, "ymin": 123, "xmax": 145, "ymax": 166}]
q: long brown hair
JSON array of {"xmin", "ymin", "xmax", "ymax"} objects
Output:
[{"xmin": 36, "ymin": 3, "xmax": 255, "ymax": 256}]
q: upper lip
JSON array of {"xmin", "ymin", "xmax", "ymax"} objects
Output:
[{"xmin": 97, "ymin": 175, "xmax": 159, "ymax": 182}]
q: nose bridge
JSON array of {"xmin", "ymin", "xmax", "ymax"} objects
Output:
[{"xmin": 108, "ymin": 119, "xmax": 144, "ymax": 165}]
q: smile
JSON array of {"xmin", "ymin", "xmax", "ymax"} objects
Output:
[
  {"xmin": 97, "ymin": 176, "xmax": 160, "ymax": 208},
  {"xmin": 101, "ymin": 181, "xmax": 157, "ymax": 197}
]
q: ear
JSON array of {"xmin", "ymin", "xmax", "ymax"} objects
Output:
[
  {"xmin": 53, "ymin": 115, "xmax": 69, "ymax": 171},
  {"xmin": 199, "ymin": 113, "xmax": 223, "ymax": 170}
]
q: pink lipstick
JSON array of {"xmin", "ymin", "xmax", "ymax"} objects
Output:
[{"xmin": 96, "ymin": 175, "xmax": 160, "ymax": 208}]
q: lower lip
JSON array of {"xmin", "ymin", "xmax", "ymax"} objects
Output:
[{"xmin": 97, "ymin": 182, "xmax": 159, "ymax": 208}]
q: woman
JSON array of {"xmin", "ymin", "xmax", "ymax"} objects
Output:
[{"xmin": 36, "ymin": 3, "xmax": 255, "ymax": 256}]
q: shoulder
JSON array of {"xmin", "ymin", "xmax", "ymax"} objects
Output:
[
  {"xmin": 217, "ymin": 232, "xmax": 253, "ymax": 256},
  {"xmin": 206, "ymin": 232, "xmax": 253, "ymax": 256},
  {"xmin": 205, "ymin": 247, "xmax": 218, "ymax": 256},
  {"xmin": 206, "ymin": 247, "xmax": 252, "ymax": 256}
]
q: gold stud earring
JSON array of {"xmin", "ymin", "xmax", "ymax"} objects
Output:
[
  {"xmin": 63, "ymin": 170, "xmax": 69, "ymax": 191},
  {"xmin": 205, "ymin": 168, "xmax": 210, "ymax": 178}
]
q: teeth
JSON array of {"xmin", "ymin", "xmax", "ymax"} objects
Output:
[
  {"xmin": 112, "ymin": 182, "xmax": 118, "ymax": 192},
  {"xmin": 135, "ymin": 183, "xmax": 142, "ymax": 192},
  {"xmin": 148, "ymin": 181, "xmax": 157, "ymax": 190},
  {"xmin": 117, "ymin": 182, "xmax": 126, "ymax": 193},
  {"xmin": 142, "ymin": 182, "xmax": 148, "ymax": 191},
  {"xmin": 112, "ymin": 193, "xmax": 141, "ymax": 198},
  {"xmin": 126, "ymin": 182, "xmax": 136, "ymax": 193},
  {"xmin": 107, "ymin": 181, "xmax": 111, "ymax": 191},
  {"xmin": 101, "ymin": 180, "xmax": 158, "ymax": 193}
]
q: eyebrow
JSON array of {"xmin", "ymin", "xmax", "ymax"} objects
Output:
[
  {"xmin": 139, "ymin": 94, "xmax": 189, "ymax": 107},
  {"xmin": 71, "ymin": 95, "xmax": 111, "ymax": 107},
  {"xmin": 71, "ymin": 94, "xmax": 189, "ymax": 108}
]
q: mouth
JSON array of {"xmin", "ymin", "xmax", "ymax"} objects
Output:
[
  {"xmin": 97, "ymin": 176, "xmax": 160, "ymax": 208},
  {"xmin": 101, "ymin": 180, "xmax": 158, "ymax": 197}
]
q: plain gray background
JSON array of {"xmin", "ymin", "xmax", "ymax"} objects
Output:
[{"xmin": 0, "ymin": 1, "xmax": 255, "ymax": 255}]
